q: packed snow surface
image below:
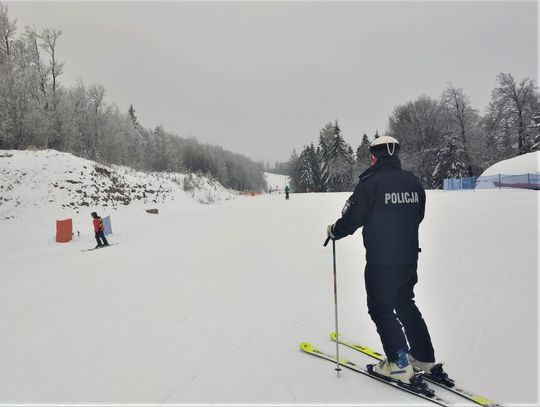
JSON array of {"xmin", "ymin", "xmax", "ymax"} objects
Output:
[
  {"xmin": 0, "ymin": 153, "xmax": 537, "ymax": 405},
  {"xmin": 480, "ymin": 151, "xmax": 539, "ymax": 176}
]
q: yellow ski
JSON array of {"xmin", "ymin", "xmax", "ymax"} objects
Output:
[
  {"xmin": 330, "ymin": 332, "xmax": 500, "ymax": 407},
  {"xmin": 300, "ymin": 342, "xmax": 452, "ymax": 406}
]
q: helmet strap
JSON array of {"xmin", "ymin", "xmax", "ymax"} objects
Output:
[{"xmin": 386, "ymin": 142, "xmax": 396, "ymax": 156}]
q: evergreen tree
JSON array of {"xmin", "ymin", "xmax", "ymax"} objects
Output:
[
  {"xmin": 432, "ymin": 134, "xmax": 470, "ymax": 188},
  {"xmin": 354, "ymin": 133, "xmax": 371, "ymax": 177},
  {"xmin": 317, "ymin": 122, "xmax": 334, "ymax": 191},
  {"xmin": 298, "ymin": 146, "xmax": 314, "ymax": 192},
  {"xmin": 128, "ymin": 104, "xmax": 139, "ymax": 127},
  {"xmin": 308, "ymin": 143, "xmax": 323, "ymax": 192},
  {"xmin": 326, "ymin": 120, "xmax": 354, "ymax": 192},
  {"xmin": 287, "ymin": 149, "xmax": 301, "ymax": 192},
  {"xmin": 296, "ymin": 143, "xmax": 324, "ymax": 192}
]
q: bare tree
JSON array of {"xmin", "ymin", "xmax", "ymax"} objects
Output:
[
  {"xmin": 388, "ymin": 95, "xmax": 449, "ymax": 186},
  {"xmin": 87, "ymin": 84, "xmax": 106, "ymax": 159},
  {"xmin": 0, "ymin": 3, "xmax": 16, "ymax": 58},
  {"xmin": 23, "ymin": 26, "xmax": 48, "ymax": 108},
  {"xmin": 491, "ymin": 73, "xmax": 540, "ymax": 154},
  {"xmin": 440, "ymin": 83, "xmax": 480, "ymax": 176},
  {"xmin": 38, "ymin": 27, "xmax": 63, "ymax": 112}
]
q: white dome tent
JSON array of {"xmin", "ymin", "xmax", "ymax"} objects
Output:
[{"xmin": 475, "ymin": 151, "xmax": 539, "ymax": 190}]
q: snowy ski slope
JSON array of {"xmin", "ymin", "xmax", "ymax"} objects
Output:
[
  {"xmin": 265, "ymin": 171, "xmax": 289, "ymax": 192},
  {"xmin": 0, "ymin": 153, "xmax": 537, "ymax": 405}
]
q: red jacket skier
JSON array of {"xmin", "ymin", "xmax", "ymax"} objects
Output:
[{"xmin": 91, "ymin": 212, "xmax": 109, "ymax": 248}]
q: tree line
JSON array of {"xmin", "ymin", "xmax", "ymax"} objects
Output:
[
  {"xmin": 0, "ymin": 4, "xmax": 266, "ymax": 192},
  {"xmin": 288, "ymin": 75, "xmax": 540, "ymax": 191}
]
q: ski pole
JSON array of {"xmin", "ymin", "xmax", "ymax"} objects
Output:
[
  {"xmin": 323, "ymin": 236, "xmax": 330, "ymax": 247},
  {"xmin": 324, "ymin": 236, "xmax": 341, "ymax": 376}
]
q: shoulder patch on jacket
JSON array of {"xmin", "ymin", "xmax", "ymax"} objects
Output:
[{"xmin": 341, "ymin": 199, "xmax": 353, "ymax": 215}]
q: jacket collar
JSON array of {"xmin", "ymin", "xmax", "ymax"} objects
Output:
[{"xmin": 359, "ymin": 155, "xmax": 402, "ymax": 181}]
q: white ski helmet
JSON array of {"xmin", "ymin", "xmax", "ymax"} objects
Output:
[{"xmin": 369, "ymin": 136, "xmax": 400, "ymax": 157}]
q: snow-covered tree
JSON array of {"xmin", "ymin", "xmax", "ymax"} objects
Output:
[
  {"xmin": 308, "ymin": 143, "xmax": 324, "ymax": 192},
  {"xmin": 317, "ymin": 121, "xmax": 334, "ymax": 190},
  {"xmin": 326, "ymin": 120, "xmax": 354, "ymax": 192},
  {"xmin": 440, "ymin": 83, "xmax": 479, "ymax": 176},
  {"xmin": 128, "ymin": 104, "xmax": 139, "ymax": 128},
  {"xmin": 0, "ymin": 4, "xmax": 266, "ymax": 192},
  {"xmin": 296, "ymin": 143, "xmax": 324, "ymax": 192},
  {"xmin": 432, "ymin": 134, "xmax": 471, "ymax": 188},
  {"xmin": 388, "ymin": 95, "xmax": 448, "ymax": 186},
  {"xmin": 287, "ymin": 149, "xmax": 301, "ymax": 192},
  {"xmin": 298, "ymin": 146, "xmax": 313, "ymax": 192},
  {"xmin": 529, "ymin": 114, "xmax": 540, "ymax": 151},
  {"xmin": 354, "ymin": 133, "xmax": 371, "ymax": 177},
  {"xmin": 490, "ymin": 73, "xmax": 540, "ymax": 155}
]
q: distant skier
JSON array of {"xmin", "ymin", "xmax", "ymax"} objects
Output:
[
  {"xmin": 285, "ymin": 185, "xmax": 290, "ymax": 200},
  {"xmin": 91, "ymin": 212, "xmax": 109, "ymax": 248},
  {"xmin": 326, "ymin": 136, "xmax": 449, "ymax": 386}
]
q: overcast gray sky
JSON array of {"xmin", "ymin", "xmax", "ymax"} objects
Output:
[{"xmin": 7, "ymin": 1, "xmax": 538, "ymax": 163}]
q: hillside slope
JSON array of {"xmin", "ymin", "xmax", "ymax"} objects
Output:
[{"xmin": 0, "ymin": 149, "xmax": 234, "ymax": 221}]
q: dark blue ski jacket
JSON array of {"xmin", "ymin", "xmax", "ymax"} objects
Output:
[{"xmin": 331, "ymin": 155, "xmax": 425, "ymax": 266}]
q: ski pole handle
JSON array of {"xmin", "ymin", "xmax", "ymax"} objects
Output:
[{"xmin": 323, "ymin": 236, "xmax": 331, "ymax": 247}]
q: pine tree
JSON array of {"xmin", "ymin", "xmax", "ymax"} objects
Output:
[
  {"xmin": 318, "ymin": 122, "xmax": 334, "ymax": 191},
  {"xmin": 354, "ymin": 133, "xmax": 371, "ymax": 177},
  {"xmin": 432, "ymin": 134, "xmax": 470, "ymax": 188},
  {"xmin": 287, "ymin": 149, "xmax": 301, "ymax": 192},
  {"xmin": 128, "ymin": 104, "xmax": 139, "ymax": 127},
  {"xmin": 326, "ymin": 120, "xmax": 355, "ymax": 192},
  {"xmin": 298, "ymin": 146, "xmax": 314, "ymax": 192},
  {"xmin": 308, "ymin": 143, "xmax": 323, "ymax": 192}
]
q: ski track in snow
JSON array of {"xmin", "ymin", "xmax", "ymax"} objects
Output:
[
  {"xmin": 161, "ymin": 341, "xmax": 251, "ymax": 404},
  {"xmin": 469, "ymin": 254, "xmax": 516, "ymax": 363}
]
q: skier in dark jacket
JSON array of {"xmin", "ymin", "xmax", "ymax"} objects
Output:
[
  {"xmin": 285, "ymin": 185, "xmax": 290, "ymax": 200},
  {"xmin": 91, "ymin": 212, "xmax": 109, "ymax": 248},
  {"xmin": 326, "ymin": 136, "xmax": 447, "ymax": 385}
]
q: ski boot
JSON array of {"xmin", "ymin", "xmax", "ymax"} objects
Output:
[
  {"xmin": 367, "ymin": 350, "xmax": 435, "ymax": 397},
  {"xmin": 410, "ymin": 355, "xmax": 455, "ymax": 387}
]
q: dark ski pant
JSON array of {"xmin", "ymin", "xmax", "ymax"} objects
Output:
[
  {"xmin": 95, "ymin": 230, "xmax": 109, "ymax": 246},
  {"xmin": 365, "ymin": 262, "xmax": 435, "ymax": 364}
]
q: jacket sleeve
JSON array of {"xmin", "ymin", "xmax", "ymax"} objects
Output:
[{"xmin": 331, "ymin": 182, "xmax": 367, "ymax": 240}]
